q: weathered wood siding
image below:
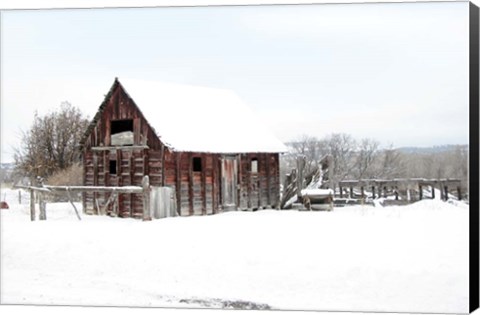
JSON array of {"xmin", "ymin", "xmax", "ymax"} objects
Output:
[
  {"xmin": 82, "ymin": 82, "xmax": 165, "ymax": 217},
  {"xmin": 82, "ymin": 82, "xmax": 163, "ymax": 150},
  {"xmin": 82, "ymin": 80, "xmax": 282, "ymax": 218}
]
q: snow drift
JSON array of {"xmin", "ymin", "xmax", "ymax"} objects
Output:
[{"xmin": 0, "ymin": 188, "xmax": 469, "ymax": 313}]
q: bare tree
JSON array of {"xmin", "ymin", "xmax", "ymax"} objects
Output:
[
  {"xmin": 353, "ymin": 138, "xmax": 379, "ymax": 180},
  {"xmin": 376, "ymin": 145, "xmax": 405, "ymax": 179},
  {"xmin": 14, "ymin": 102, "xmax": 89, "ymax": 180},
  {"xmin": 323, "ymin": 133, "xmax": 357, "ymax": 189}
]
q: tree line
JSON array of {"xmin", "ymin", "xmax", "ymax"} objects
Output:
[{"xmin": 281, "ymin": 133, "xmax": 469, "ymax": 194}]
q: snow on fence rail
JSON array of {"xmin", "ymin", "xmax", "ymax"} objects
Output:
[{"xmin": 14, "ymin": 176, "xmax": 159, "ymax": 222}]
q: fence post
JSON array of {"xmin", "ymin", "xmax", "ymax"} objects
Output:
[
  {"xmin": 37, "ymin": 177, "xmax": 47, "ymax": 220},
  {"xmin": 296, "ymin": 156, "xmax": 306, "ymax": 200},
  {"xmin": 142, "ymin": 175, "xmax": 151, "ymax": 221},
  {"xmin": 30, "ymin": 187, "xmax": 35, "ymax": 221}
]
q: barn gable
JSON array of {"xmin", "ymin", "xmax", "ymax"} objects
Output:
[{"xmin": 80, "ymin": 78, "xmax": 163, "ymax": 151}]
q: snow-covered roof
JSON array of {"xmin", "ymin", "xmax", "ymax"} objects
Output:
[{"xmin": 118, "ymin": 78, "xmax": 287, "ymax": 154}]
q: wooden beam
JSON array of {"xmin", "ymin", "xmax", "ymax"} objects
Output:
[
  {"xmin": 161, "ymin": 144, "xmax": 165, "ymax": 187},
  {"xmin": 117, "ymin": 149, "xmax": 123, "ymax": 216},
  {"xmin": 176, "ymin": 153, "xmax": 181, "ymax": 215},
  {"xmin": 142, "ymin": 175, "xmax": 151, "ymax": 221},
  {"xmin": 188, "ymin": 153, "xmax": 194, "ymax": 216},
  {"xmin": 129, "ymin": 152, "xmax": 134, "ymax": 217},
  {"xmin": 103, "ymin": 151, "xmax": 109, "ymax": 187},
  {"xmin": 43, "ymin": 185, "xmax": 143, "ymax": 193},
  {"xmin": 247, "ymin": 155, "xmax": 252, "ymax": 209},
  {"xmin": 91, "ymin": 145, "xmax": 149, "ymax": 151},
  {"xmin": 212, "ymin": 155, "xmax": 216, "ymax": 214},
  {"xmin": 30, "ymin": 184, "xmax": 35, "ymax": 221},
  {"xmin": 201, "ymin": 153, "xmax": 207, "ymax": 215},
  {"xmin": 237, "ymin": 154, "xmax": 242, "ymax": 208},
  {"xmin": 265, "ymin": 154, "xmax": 271, "ymax": 206}
]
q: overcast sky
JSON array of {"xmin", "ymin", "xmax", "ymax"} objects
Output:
[{"xmin": 0, "ymin": 1, "xmax": 470, "ymax": 163}]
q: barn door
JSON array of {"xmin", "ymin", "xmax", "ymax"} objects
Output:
[{"xmin": 221, "ymin": 156, "xmax": 238, "ymax": 210}]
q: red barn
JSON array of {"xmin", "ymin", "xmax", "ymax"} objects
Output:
[{"xmin": 79, "ymin": 78, "xmax": 286, "ymax": 218}]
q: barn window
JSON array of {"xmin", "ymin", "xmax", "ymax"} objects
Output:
[
  {"xmin": 251, "ymin": 158, "xmax": 258, "ymax": 173},
  {"xmin": 192, "ymin": 157, "xmax": 202, "ymax": 172},
  {"xmin": 109, "ymin": 160, "xmax": 117, "ymax": 174},
  {"xmin": 110, "ymin": 119, "xmax": 134, "ymax": 146}
]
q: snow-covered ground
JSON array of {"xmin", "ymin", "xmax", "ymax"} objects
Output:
[{"xmin": 0, "ymin": 187, "xmax": 469, "ymax": 314}]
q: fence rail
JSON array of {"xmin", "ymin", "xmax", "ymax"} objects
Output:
[{"xmin": 14, "ymin": 176, "xmax": 153, "ymax": 221}]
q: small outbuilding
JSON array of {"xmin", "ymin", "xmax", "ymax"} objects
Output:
[{"xmin": 79, "ymin": 78, "xmax": 287, "ymax": 218}]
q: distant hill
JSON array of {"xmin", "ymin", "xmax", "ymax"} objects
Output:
[
  {"xmin": 0, "ymin": 163, "xmax": 14, "ymax": 170},
  {"xmin": 396, "ymin": 144, "xmax": 468, "ymax": 154}
]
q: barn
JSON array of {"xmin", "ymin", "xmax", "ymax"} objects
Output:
[{"xmin": 79, "ymin": 78, "xmax": 287, "ymax": 218}]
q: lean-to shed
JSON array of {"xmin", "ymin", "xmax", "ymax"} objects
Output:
[{"xmin": 79, "ymin": 78, "xmax": 287, "ymax": 218}]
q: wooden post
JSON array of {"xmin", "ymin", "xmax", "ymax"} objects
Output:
[
  {"xmin": 372, "ymin": 186, "xmax": 376, "ymax": 199},
  {"xmin": 38, "ymin": 192, "xmax": 46, "ymax": 220},
  {"xmin": 265, "ymin": 154, "xmax": 271, "ymax": 206},
  {"xmin": 142, "ymin": 175, "xmax": 151, "ymax": 221},
  {"xmin": 37, "ymin": 178, "xmax": 47, "ymax": 220},
  {"xmin": 444, "ymin": 185, "xmax": 449, "ymax": 201},
  {"xmin": 175, "ymin": 153, "xmax": 181, "ymax": 215},
  {"xmin": 383, "ymin": 186, "xmax": 387, "ymax": 198},
  {"xmin": 202, "ymin": 153, "xmax": 207, "ymax": 215},
  {"xmin": 296, "ymin": 156, "xmax": 305, "ymax": 200},
  {"xmin": 419, "ymin": 184, "xmax": 423, "ymax": 200},
  {"xmin": 188, "ymin": 153, "xmax": 194, "ymax": 216},
  {"xmin": 93, "ymin": 152, "xmax": 98, "ymax": 214},
  {"xmin": 129, "ymin": 152, "xmax": 135, "ymax": 217},
  {"xmin": 457, "ymin": 186, "xmax": 462, "ymax": 200},
  {"xmin": 360, "ymin": 186, "xmax": 365, "ymax": 199},
  {"xmin": 161, "ymin": 144, "xmax": 166, "ymax": 187},
  {"xmin": 247, "ymin": 156, "xmax": 252, "ymax": 209},
  {"xmin": 349, "ymin": 186, "xmax": 354, "ymax": 199},
  {"xmin": 339, "ymin": 186, "xmax": 343, "ymax": 198},
  {"xmin": 30, "ymin": 188, "xmax": 35, "ymax": 221},
  {"xmin": 394, "ymin": 187, "xmax": 399, "ymax": 200},
  {"xmin": 66, "ymin": 188, "xmax": 82, "ymax": 221},
  {"xmin": 431, "ymin": 185, "xmax": 435, "ymax": 199}
]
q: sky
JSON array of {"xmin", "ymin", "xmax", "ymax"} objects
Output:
[{"xmin": 0, "ymin": 0, "xmax": 471, "ymax": 163}]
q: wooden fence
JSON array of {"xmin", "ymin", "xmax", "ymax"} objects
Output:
[
  {"xmin": 337, "ymin": 178, "xmax": 463, "ymax": 202},
  {"xmin": 14, "ymin": 175, "xmax": 175, "ymax": 221}
]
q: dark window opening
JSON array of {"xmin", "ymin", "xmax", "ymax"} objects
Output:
[
  {"xmin": 251, "ymin": 158, "xmax": 258, "ymax": 173},
  {"xmin": 193, "ymin": 157, "xmax": 202, "ymax": 172},
  {"xmin": 110, "ymin": 119, "xmax": 134, "ymax": 146},
  {"xmin": 109, "ymin": 160, "xmax": 117, "ymax": 175}
]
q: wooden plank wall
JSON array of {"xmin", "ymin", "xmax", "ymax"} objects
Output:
[
  {"xmin": 83, "ymin": 148, "xmax": 160, "ymax": 218},
  {"xmin": 84, "ymin": 150, "xmax": 281, "ymax": 217},
  {"xmin": 82, "ymin": 80, "xmax": 281, "ymax": 218},
  {"xmin": 237, "ymin": 153, "xmax": 279, "ymax": 210}
]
